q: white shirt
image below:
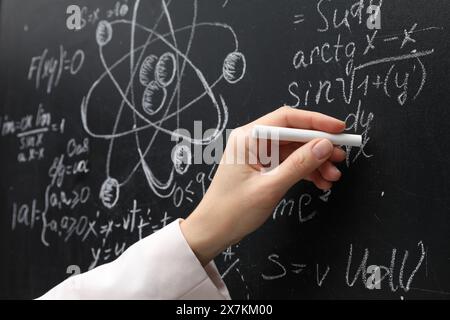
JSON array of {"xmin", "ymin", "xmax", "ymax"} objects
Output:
[{"xmin": 38, "ymin": 219, "xmax": 231, "ymax": 300}]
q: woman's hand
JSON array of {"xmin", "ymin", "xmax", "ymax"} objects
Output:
[{"xmin": 180, "ymin": 106, "xmax": 346, "ymax": 266}]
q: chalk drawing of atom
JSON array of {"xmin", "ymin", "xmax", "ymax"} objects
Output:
[{"xmin": 80, "ymin": 0, "xmax": 246, "ymax": 209}]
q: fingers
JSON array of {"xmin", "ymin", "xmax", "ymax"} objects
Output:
[
  {"xmin": 279, "ymin": 144, "xmax": 302, "ymax": 163},
  {"xmin": 305, "ymin": 161, "xmax": 342, "ymax": 190},
  {"xmin": 318, "ymin": 161, "xmax": 341, "ymax": 182},
  {"xmin": 266, "ymin": 139, "xmax": 334, "ymax": 189},
  {"xmin": 331, "ymin": 146, "xmax": 347, "ymax": 163},
  {"xmin": 251, "ymin": 106, "xmax": 345, "ymax": 134},
  {"xmin": 307, "ymin": 171, "xmax": 333, "ymax": 191},
  {"xmin": 280, "ymin": 143, "xmax": 346, "ymax": 163}
]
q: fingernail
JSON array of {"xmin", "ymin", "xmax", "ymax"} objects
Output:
[
  {"xmin": 312, "ymin": 140, "xmax": 333, "ymax": 160},
  {"xmin": 332, "ymin": 166, "xmax": 342, "ymax": 177}
]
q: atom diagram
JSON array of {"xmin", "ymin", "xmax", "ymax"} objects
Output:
[{"xmin": 80, "ymin": 0, "xmax": 246, "ymax": 209}]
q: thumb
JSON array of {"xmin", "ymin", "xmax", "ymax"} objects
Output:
[{"xmin": 268, "ymin": 139, "xmax": 334, "ymax": 189}]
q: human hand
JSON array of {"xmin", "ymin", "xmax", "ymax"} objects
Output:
[{"xmin": 180, "ymin": 106, "xmax": 346, "ymax": 265}]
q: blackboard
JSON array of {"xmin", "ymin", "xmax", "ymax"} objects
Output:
[{"xmin": 1, "ymin": 0, "xmax": 450, "ymax": 299}]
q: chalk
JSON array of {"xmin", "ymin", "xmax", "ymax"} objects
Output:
[{"xmin": 252, "ymin": 125, "xmax": 362, "ymax": 147}]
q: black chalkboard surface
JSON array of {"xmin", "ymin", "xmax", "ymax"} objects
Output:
[{"xmin": 1, "ymin": 0, "xmax": 450, "ymax": 300}]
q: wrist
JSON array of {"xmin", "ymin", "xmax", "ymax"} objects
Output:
[{"xmin": 180, "ymin": 211, "xmax": 228, "ymax": 266}]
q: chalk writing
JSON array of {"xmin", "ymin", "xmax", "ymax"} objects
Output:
[
  {"xmin": 1, "ymin": 104, "xmax": 65, "ymax": 163},
  {"xmin": 28, "ymin": 46, "xmax": 85, "ymax": 94}
]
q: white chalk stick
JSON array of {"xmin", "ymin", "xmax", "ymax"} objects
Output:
[{"xmin": 252, "ymin": 125, "xmax": 362, "ymax": 147}]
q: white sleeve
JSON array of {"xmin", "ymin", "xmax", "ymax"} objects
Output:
[{"xmin": 37, "ymin": 219, "xmax": 231, "ymax": 300}]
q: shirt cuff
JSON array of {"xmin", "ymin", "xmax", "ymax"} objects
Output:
[{"xmin": 162, "ymin": 219, "xmax": 231, "ymax": 300}]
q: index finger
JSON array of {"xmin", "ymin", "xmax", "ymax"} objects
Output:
[{"xmin": 250, "ymin": 106, "xmax": 345, "ymax": 134}]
